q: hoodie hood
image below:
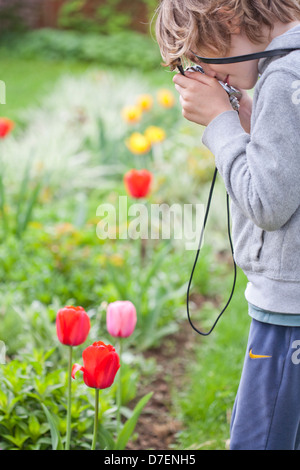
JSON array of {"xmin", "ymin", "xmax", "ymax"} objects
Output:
[{"xmin": 258, "ymin": 24, "xmax": 300, "ymax": 75}]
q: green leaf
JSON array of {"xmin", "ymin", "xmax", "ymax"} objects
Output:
[
  {"xmin": 28, "ymin": 415, "xmax": 41, "ymax": 441},
  {"xmin": 41, "ymin": 403, "xmax": 64, "ymax": 450},
  {"xmin": 3, "ymin": 429, "xmax": 30, "ymax": 449},
  {"xmin": 98, "ymin": 424, "xmax": 115, "ymax": 450},
  {"xmin": 114, "ymin": 391, "xmax": 153, "ymax": 450},
  {"xmin": 16, "ymin": 178, "xmax": 43, "ymax": 238},
  {"xmin": 140, "ymin": 242, "xmax": 172, "ymax": 289},
  {"xmin": 106, "ymin": 262, "xmax": 128, "ymax": 299}
]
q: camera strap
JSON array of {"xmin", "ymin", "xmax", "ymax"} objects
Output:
[
  {"xmin": 186, "ymin": 168, "xmax": 237, "ymax": 336},
  {"xmin": 192, "ymin": 47, "xmax": 300, "ymax": 64}
]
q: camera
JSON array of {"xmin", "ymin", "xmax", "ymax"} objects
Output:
[{"xmin": 178, "ymin": 64, "xmax": 242, "ymax": 112}]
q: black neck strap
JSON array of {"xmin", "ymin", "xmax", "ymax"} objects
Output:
[{"xmin": 192, "ymin": 48, "xmax": 299, "ymax": 64}]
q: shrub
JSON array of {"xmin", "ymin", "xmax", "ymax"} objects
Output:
[{"xmin": 0, "ymin": 28, "xmax": 162, "ymax": 71}]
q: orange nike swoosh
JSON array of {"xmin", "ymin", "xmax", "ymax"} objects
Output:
[{"xmin": 249, "ymin": 349, "xmax": 272, "ymax": 359}]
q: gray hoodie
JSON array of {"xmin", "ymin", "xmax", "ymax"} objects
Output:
[{"xmin": 202, "ymin": 25, "xmax": 300, "ymax": 316}]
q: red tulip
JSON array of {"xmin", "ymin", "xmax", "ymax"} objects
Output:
[
  {"xmin": 71, "ymin": 341, "xmax": 120, "ymax": 389},
  {"xmin": 0, "ymin": 118, "xmax": 14, "ymax": 138},
  {"xmin": 124, "ymin": 169, "xmax": 153, "ymax": 199},
  {"xmin": 56, "ymin": 305, "xmax": 90, "ymax": 346},
  {"xmin": 106, "ymin": 300, "xmax": 137, "ymax": 338}
]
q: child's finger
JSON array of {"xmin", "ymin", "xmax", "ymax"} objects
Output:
[
  {"xmin": 184, "ymin": 71, "xmax": 215, "ymax": 86},
  {"xmin": 174, "ymin": 83, "xmax": 184, "ymax": 94},
  {"xmin": 172, "ymin": 74, "xmax": 189, "ymax": 88}
]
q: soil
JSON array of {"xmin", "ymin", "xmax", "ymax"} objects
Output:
[{"xmin": 126, "ymin": 319, "xmax": 200, "ymax": 451}]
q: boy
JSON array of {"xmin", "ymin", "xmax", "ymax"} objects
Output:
[{"xmin": 155, "ymin": 0, "xmax": 300, "ymax": 450}]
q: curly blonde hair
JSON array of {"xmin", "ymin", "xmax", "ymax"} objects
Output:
[{"xmin": 155, "ymin": 0, "xmax": 300, "ymax": 69}]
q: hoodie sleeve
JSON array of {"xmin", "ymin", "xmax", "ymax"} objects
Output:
[{"xmin": 202, "ymin": 70, "xmax": 300, "ymax": 232}]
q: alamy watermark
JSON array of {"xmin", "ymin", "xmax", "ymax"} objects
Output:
[
  {"xmin": 292, "ymin": 80, "xmax": 300, "ymax": 105},
  {"xmin": 0, "ymin": 80, "xmax": 6, "ymax": 105},
  {"xmin": 96, "ymin": 196, "xmax": 205, "ymax": 251}
]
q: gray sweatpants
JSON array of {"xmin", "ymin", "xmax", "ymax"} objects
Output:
[{"xmin": 230, "ymin": 318, "xmax": 300, "ymax": 450}]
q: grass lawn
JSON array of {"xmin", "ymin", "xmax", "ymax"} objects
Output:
[
  {"xmin": 0, "ymin": 55, "xmax": 94, "ymax": 121},
  {"xmin": 0, "ymin": 53, "xmax": 172, "ymax": 122}
]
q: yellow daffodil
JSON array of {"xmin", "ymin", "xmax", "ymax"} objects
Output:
[
  {"xmin": 28, "ymin": 221, "xmax": 43, "ymax": 230},
  {"xmin": 109, "ymin": 253, "xmax": 124, "ymax": 267},
  {"xmin": 121, "ymin": 105, "xmax": 142, "ymax": 124},
  {"xmin": 126, "ymin": 132, "xmax": 151, "ymax": 155},
  {"xmin": 39, "ymin": 186, "xmax": 52, "ymax": 203},
  {"xmin": 144, "ymin": 126, "xmax": 166, "ymax": 144},
  {"xmin": 55, "ymin": 222, "xmax": 76, "ymax": 235},
  {"xmin": 157, "ymin": 89, "xmax": 175, "ymax": 108},
  {"xmin": 137, "ymin": 94, "xmax": 153, "ymax": 112}
]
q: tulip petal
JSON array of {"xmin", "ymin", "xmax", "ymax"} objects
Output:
[
  {"xmin": 56, "ymin": 306, "xmax": 90, "ymax": 346},
  {"xmin": 71, "ymin": 363, "xmax": 84, "ymax": 379},
  {"xmin": 69, "ymin": 310, "xmax": 90, "ymax": 346},
  {"xmin": 106, "ymin": 300, "xmax": 137, "ymax": 338},
  {"xmin": 124, "ymin": 169, "xmax": 153, "ymax": 198},
  {"xmin": 83, "ymin": 342, "xmax": 110, "ymax": 371},
  {"xmin": 119, "ymin": 301, "xmax": 137, "ymax": 337},
  {"xmin": 78, "ymin": 342, "xmax": 120, "ymax": 389},
  {"xmin": 94, "ymin": 351, "xmax": 120, "ymax": 389},
  {"xmin": 106, "ymin": 305, "xmax": 121, "ymax": 337}
]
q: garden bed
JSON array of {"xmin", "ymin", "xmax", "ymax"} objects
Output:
[{"xmin": 127, "ymin": 320, "xmax": 197, "ymax": 450}]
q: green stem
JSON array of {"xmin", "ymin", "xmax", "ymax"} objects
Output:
[
  {"xmin": 116, "ymin": 338, "xmax": 123, "ymax": 435},
  {"xmin": 65, "ymin": 345, "xmax": 72, "ymax": 450},
  {"xmin": 91, "ymin": 388, "xmax": 100, "ymax": 450},
  {"xmin": 139, "ymin": 234, "xmax": 143, "ymax": 270}
]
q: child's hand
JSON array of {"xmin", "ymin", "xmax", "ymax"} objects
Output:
[
  {"xmin": 173, "ymin": 71, "xmax": 233, "ymax": 126},
  {"xmin": 236, "ymin": 89, "xmax": 253, "ymax": 134}
]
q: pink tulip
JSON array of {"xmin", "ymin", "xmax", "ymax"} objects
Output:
[{"xmin": 106, "ymin": 300, "xmax": 137, "ymax": 338}]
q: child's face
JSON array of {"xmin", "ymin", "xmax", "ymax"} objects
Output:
[{"xmin": 194, "ymin": 31, "xmax": 266, "ymax": 90}]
